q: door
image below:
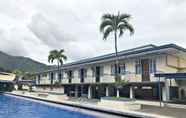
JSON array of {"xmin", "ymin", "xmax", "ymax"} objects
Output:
[
  {"xmin": 141, "ymin": 59, "xmax": 150, "ymax": 81},
  {"xmin": 96, "ymin": 66, "xmax": 100, "ymax": 82},
  {"xmin": 80, "ymin": 69, "xmax": 84, "ymax": 83},
  {"xmin": 68, "ymin": 71, "xmax": 72, "ymax": 83}
]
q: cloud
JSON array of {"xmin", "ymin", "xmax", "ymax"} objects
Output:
[{"xmin": 0, "ymin": 0, "xmax": 186, "ymax": 65}]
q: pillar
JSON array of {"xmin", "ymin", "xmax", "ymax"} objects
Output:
[
  {"xmin": 88, "ymin": 85, "xmax": 92, "ymax": 99},
  {"xmin": 130, "ymin": 86, "xmax": 134, "ymax": 99},
  {"xmin": 106, "ymin": 86, "xmax": 109, "ymax": 97},
  {"xmin": 162, "ymin": 79, "xmax": 170, "ymax": 101},
  {"xmin": 116, "ymin": 89, "xmax": 120, "ymax": 98}
]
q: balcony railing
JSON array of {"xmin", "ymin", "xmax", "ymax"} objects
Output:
[{"xmin": 36, "ymin": 72, "xmax": 165, "ymax": 85}]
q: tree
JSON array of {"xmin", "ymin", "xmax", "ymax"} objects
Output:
[
  {"xmin": 48, "ymin": 49, "xmax": 67, "ymax": 85},
  {"xmin": 100, "ymin": 12, "xmax": 134, "ymax": 97}
]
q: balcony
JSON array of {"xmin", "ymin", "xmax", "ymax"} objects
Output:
[
  {"xmin": 100, "ymin": 74, "xmax": 115, "ymax": 83},
  {"xmin": 61, "ymin": 78, "xmax": 69, "ymax": 84},
  {"xmin": 84, "ymin": 76, "xmax": 95, "ymax": 83},
  {"xmin": 72, "ymin": 78, "xmax": 80, "ymax": 84}
]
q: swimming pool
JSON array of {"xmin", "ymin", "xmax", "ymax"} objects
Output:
[{"xmin": 0, "ymin": 95, "xmax": 98, "ymax": 118}]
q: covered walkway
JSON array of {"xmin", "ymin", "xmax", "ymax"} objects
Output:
[{"xmin": 155, "ymin": 73, "xmax": 186, "ymax": 103}]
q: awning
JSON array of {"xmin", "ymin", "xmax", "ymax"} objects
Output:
[
  {"xmin": 154, "ymin": 73, "xmax": 186, "ymax": 79},
  {"xmin": 0, "ymin": 72, "xmax": 16, "ymax": 82}
]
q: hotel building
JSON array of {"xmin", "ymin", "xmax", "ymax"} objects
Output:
[{"xmin": 33, "ymin": 44, "xmax": 186, "ymax": 102}]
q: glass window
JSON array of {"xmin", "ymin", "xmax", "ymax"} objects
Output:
[
  {"xmin": 135, "ymin": 60, "xmax": 141, "ymax": 74},
  {"xmin": 91, "ymin": 67, "xmax": 95, "ymax": 77},
  {"xmin": 111, "ymin": 64, "xmax": 115, "ymax": 75},
  {"xmin": 119, "ymin": 64, "xmax": 126, "ymax": 75},
  {"xmin": 67, "ymin": 70, "xmax": 73, "ymax": 79},
  {"xmin": 149, "ymin": 59, "xmax": 156, "ymax": 73},
  {"xmin": 100, "ymin": 66, "xmax": 104, "ymax": 76},
  {"xmin": 84, "ymin": 69, "xmax": 87, "ymax": 78}
]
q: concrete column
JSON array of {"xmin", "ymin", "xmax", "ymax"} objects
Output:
[
  {"xmin": 88, "ymin": 85, "xmax": 92, "ymax": 99},
  {"xmin": 75, "ymin": 85, "xmax": 78, "ymax": 97},
  {"xmin": 106, "ymin": 86, "xmax": 109, "ymax": 97},
  {"xmin": 130, "ymin": 86, "xmax": 134, "ymax": 99},
  {"xmin": 162, "ymin": 79, "xmax": 170, "ymax": 101},
  {"xmin": 116, "ymin": 89, "xmax": 120, "ymax": 98}
]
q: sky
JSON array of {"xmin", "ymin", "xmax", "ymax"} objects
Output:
[{"xmin": 0, "ymin": 0, "xmax": 186, "ymax": 65}]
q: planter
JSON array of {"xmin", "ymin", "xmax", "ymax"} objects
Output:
[{"xmin": 98, "ymin": 97, "xmax": 141, "ymax": 110}]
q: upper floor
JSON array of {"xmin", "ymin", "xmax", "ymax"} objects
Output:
[{"xmin": 34, "ymin": 44, "xmax": 186, "ymax": 85}]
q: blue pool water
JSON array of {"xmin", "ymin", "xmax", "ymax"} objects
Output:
[{"xmin": 0, "ymin": 95, "xmax": 96, "ymax": 118}]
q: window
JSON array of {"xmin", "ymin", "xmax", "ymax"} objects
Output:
[
  {"xmin": 58, "ymin": 71, "xmax": 63, "ymax": 80},
  {"xmin": 100, "ymin": 66, "xmax": 104, "ymax": 76},
  {"xmin": 91, "ymin": 67, "xmax": 95, "ymax": 77},
  {"xmin": 67, "ymin": 70, "xmax": 73, "ymax": 79},
  {"xmin": 149, "ymin": 59, "xmax": 156, "ymax": 73},
  {"xmin": 84, "ymin": 69, "xmax": 87, "ymax": 78},
  {"xmin": 49, "ymin": 72, "xmax": 54, "ymax": 80},
  {"xmin": 111, "ymin": 64, "xmax": 126, "ymax": 75},
  {"xmin": 42, "ymin": 73, "xmax": 47, "ymax": 77},
  {"xmin": 78, "ymin": 69, "xmax": 87, "ymax": 78},
  {"xmin": 135, "ymin": 60, "xmax": 141, "ymax": 74},
  {"xmin": 119, "ymin": 64, "xmax": 126, "ymax": 75},
  {"xmin": 111, "ymin": 64, "xmax": 116, "ymax": 75}
]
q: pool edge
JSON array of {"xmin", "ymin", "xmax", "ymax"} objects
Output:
[{"xmin": 4, "ymin": 93, "xmax": 156, "ymax": 118}]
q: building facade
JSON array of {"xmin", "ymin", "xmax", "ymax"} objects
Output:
[{"xmin": 33, "ymin": 44, "xmax": 186, "ymax": 101}]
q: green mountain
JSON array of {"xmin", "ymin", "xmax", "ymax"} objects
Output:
[{"xmin": 0, "ymin": 51, "xmax": 50, "ymax": 73}]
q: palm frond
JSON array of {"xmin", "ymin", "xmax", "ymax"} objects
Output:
[
  {"xmin": 61, "ymin": 55, "xmax": 67, "ymax": 60},
  {"xmin": 118, "ymin": 14, "xmax": 131, "ymax": 21},
  {"xmin": 101, "ymin": 13, "xmax": 114, "ymax": 21},
  {"xmin": 103, "ymin": 26, "xmax": 113, "ymax": 40},
  {"xmin": 118, "ymin": 23, "xmax": 134, "ymax": 36},
  {"xmin": 100, "ymin": 20, "xmax": 114, "ymax": 32}
]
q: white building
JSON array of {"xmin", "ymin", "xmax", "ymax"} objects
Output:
[{"xmin": 33, "ymin": 44, "xmax": 186, "ymax": 102}]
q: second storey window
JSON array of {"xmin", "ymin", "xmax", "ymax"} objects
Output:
[
  {"xmin": 149, "ymin": 59, "xmax": 156, "ymax": 73},
  {"xmin": 111, "ymin": 64, "xmax": 126, "ymax": 75},
  {"xmin": 100, "ymin": 66, "xmax": 104, "ymax": 76},
  {"xmin": 111, "ymin": 64, "xmax": 116, "ymax": 75},
  {"xmin": 78, "ymin": 69, "xmax": 87, "ymax": 78},
  {"xmin": 91, "ymin": 67, "xmax": 95, "ymax": 77},
  {"xmin": 67, "ymin": 70, "xmax": 73, "ymax": 79},
  {"xmin": 135, "ymin": 60, "xmax": 141, "ymax": 74},
  {"xmin": 119, "ymin": 64, "xmax": 126, "ymax": 75}
]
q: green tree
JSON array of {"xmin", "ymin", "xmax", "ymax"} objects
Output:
[
  {"xmin": 100, "ymin": 12, "xmax": 134, "ymax": 97},
  {"xmin": 48, "ymin": 49, "xmax": 67, "ymax": 85}
]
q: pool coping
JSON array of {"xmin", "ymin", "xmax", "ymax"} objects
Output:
[{"xmin": 5, "ymin": 92, "xmax": 165, "ymax": 118}]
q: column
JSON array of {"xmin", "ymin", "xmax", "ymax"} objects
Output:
[
  {"xmin": 116, "ymin": 89, "xmax": 120, "ymax": 98},
  {"xmin": 162, "ymin": 79, "xmax": 170, "ymax": 101},
  {"xmin": 88, "ymin": 85, "xmax": 92, "ymax": 99},
  {"xmin": 130, "ymin": 86, "xmax": 134, "ymax": 99},
  {"xmin": 106, "ymin": 86, "xmax": 109, "ymax": 97}
]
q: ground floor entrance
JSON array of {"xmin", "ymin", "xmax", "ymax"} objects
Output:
[{"xmin": 63, "ymin": 82, "xmax": 162, "ymax": 101}]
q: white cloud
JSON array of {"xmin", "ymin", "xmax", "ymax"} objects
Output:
[{"xmin": 0, "ymin": 0, "xmax": 186, "ymax": 65}]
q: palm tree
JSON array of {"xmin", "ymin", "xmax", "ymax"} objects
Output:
[
  {"xmin": 48, "ymin": 49, "xmax": 67, "ymax": 85},
  {"xmin": 100, "ymin": 12, "xmax": 134, "ymax": 98}
]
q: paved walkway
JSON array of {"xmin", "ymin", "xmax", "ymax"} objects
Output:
[{"xmin": 137, "ymin": 105, "xmax": 186, "ymax": 118}]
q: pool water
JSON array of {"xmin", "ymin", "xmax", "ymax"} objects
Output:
[{"xmin": 0, "ymin": 95, "xmax": 96, "ymax": 118}]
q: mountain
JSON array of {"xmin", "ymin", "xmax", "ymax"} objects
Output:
[{"xmin": 0, "ymin": 51, "xmax": 51, "ymax": 73}]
